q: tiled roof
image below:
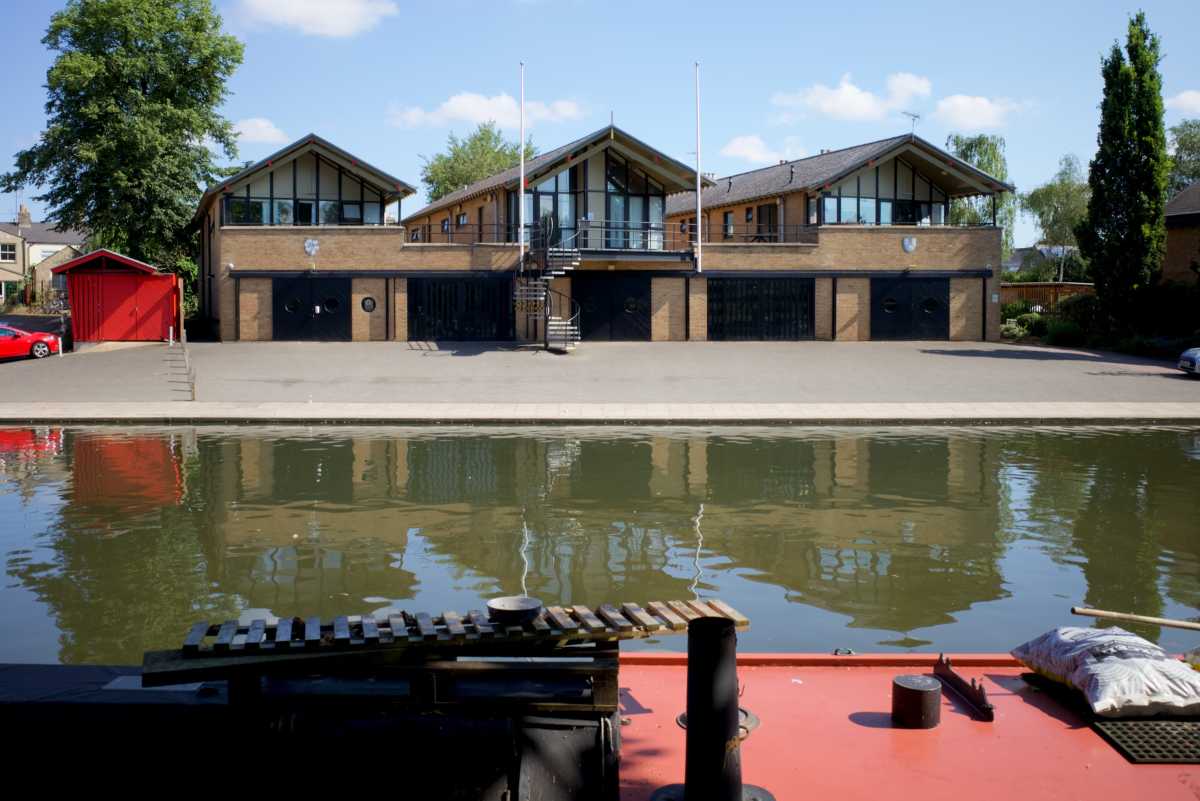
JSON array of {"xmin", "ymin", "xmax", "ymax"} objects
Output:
[
  {"xmin": 1166, "ymin": 180, "xmax": 1200, "ymax": 217},
  {"xmin": 665, "ymin": 133, "xmax": 1014, "ymax": 216},
  {"xmin": 0, "ymin": 222, "xmax": 87, "ymax": 245}
]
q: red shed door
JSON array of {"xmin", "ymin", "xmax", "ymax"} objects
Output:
[
  {"xmin": 135, "ymin": 275, "xmax": 175, "ymax": 340},
  {"xmin": 99, "ymin": 275, "xmax": 141, "ymax": 340}
]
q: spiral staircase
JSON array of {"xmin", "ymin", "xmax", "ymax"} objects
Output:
[{"xmin": 515, "ymin": 223, "xmax": 582, "ymax": 352}]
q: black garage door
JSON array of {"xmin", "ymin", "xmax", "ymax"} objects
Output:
[
  {"xmin": 572, "ymin": 273, "xmax": 651, "ymax": 341},
  {"xmin": 408, "ymin": 276, "xmax": 514, "ymax": 341},
  {"xmin": 870, "ymin": 277, "xmax": 949, "ymax": 340},
  {"xmin": 708, "ymin": 277, "xmax": 815, "ymax": 340},
  {"xmin": 272, "ymin": 276, "xmax": 352, "ymax": 341}
]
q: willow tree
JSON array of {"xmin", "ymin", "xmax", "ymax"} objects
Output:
[
  {"xmin": 1021, "ymin": 155, "xmax": 1090, "ymax": 281},
  {"xmin": 0, "ymin": 0, "xmax": 243, "ymax": 271},
  {"xmin": 945, "ymin": 133, "xmax": 1015, "ymax": 259},
  {"xmin": 1075, "ymin": 12, "xmax": 1169, "ymax": 331}
]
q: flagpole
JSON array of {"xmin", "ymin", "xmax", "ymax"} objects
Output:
[
  {"xmin": 695, "ymin": 61, "xmax": 702, "ymax": 274},
  {"xmin": 519, "ymin": 62, "xmax": 526, "ymax": 273}
]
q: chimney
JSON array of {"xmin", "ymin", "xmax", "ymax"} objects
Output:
[{"xmin": 17, "ymin": 204, "xmax": 32, "ymax": 228}]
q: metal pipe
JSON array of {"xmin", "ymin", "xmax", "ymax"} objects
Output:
[
  {"xmin": 519, "ymin": 62, "xmax": 526, "ymax": 273},
  {"xmin": 1072, "ymin": 606, "xmax": 1200, "ymax": 632},
  {"xmin": 684, "ymin": 616, "xmax": 740, "ymax": 800},
  {"xmin": 694, "ymin": 61, "xmax": 702, "ymax": 274}
]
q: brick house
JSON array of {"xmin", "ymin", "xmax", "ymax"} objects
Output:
[
  {"xmin": 0, "ymin": 205, "xmax": 87, "ymax": 302},
  {"xmin": 1164, "ymin": 180, "xmax": 1200, "ymax": 285},
  {"xmin": 195, "ymin": 128, "xmax": 1011, "ymax": 345}
]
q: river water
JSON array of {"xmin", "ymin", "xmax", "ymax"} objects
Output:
[{"xmin": 1, "ymin": 425, "xmax": 1197, "ymax": 664}]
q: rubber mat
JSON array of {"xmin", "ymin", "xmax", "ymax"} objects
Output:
[{"xmin": 1093, "ymin": 719, "xmax": 1200, "ymax": 764}]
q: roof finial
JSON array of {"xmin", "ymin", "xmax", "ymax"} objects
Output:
[{"xmin": 610, "ymin": 110, "xmax": 614, "ymax": 127}]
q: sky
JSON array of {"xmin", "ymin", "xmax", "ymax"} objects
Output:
[{"xmin": 2, "ymin": 0, "xmax": 1199, "ymax": 247}]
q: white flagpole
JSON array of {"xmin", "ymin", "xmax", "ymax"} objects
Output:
[
  {"xmin": 519, "ymin": 62, "xmax": 526, "ymax": 272},
  {"xmin": 695, "ymin": 62, "xmax": 702, "ymax": 274}
]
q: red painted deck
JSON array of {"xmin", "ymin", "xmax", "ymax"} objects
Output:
[{"xmin": 617, "ymin": 653, "xmax": 1200, "ymax": 801}]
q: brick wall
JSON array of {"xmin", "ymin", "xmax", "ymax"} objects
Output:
[
  {"xmin": 949, "ymin": 277, "xmax": 982, "ymax": 341},
  {"xmin": 220, "ymin": 227, "xmax": 521, "ymax": 271},
  {"xmin": 237, "ymin": 278, "xmax": 272, "ymax": 340},
  {"xmin": 835, "ymin": 277, "xmax": 870, "ymax": 341},
  {"xmin": 351, "ymin": 277, "xmax": 387, "ymax": 341},
  {"xmin": 1164, "ymin": 224, "xmax": 1200, "ymax": 284},
  {"xmin": 651, "ymin": 277, "xmax": 685, "ymax": 341},
  {"xmin": 813, "ymin": 277, "xmax": 833, "ymax": 340},
  {"xmin": 391, "ymin": 277, "xmax": 407, "ymax": 341},
  {"xmin": 688, "ymin": 276, "xmax": 707, "ymax": 341}
]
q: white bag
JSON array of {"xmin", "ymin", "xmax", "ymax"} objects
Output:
[{"xmin": 1011, "ymin": 626, "xmax": 1200, "ymax": 718}]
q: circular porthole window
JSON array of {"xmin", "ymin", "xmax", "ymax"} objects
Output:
[
  {"xmin": 623, "ymin": 297, "xmax": 639, "ymax": 314},
  {"xmin": 921, "ymin": 297, "xmax": 941, "ymax": 315},
  {"xmin": 361, "ymin": 297, "xmax": 377, "ymax": 313},
  {"xmin": 284, "ymin": 298, "xmax": 301, "ymax": 314},
  {"xmin": 322, "ymin": 297, "xmax": 340, "ymax": 314},
  {"xmin": 882, "ymin": 297, "xmax": 899, "ymax": 313}
]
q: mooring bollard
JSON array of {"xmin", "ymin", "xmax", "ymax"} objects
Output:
[{"xmin": 651, "ymin": 616, "xmax": 775, "ymax": 801}]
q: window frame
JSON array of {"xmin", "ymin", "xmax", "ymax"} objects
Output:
[{"xmin": 0, "ymin": 243, "xmax": 15, "ymax": 262}]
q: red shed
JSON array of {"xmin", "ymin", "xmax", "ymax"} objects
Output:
[{"xmin": 52, "ymin": 249, "xmax": 180, "ymax": 342}]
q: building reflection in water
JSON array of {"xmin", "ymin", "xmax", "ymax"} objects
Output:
[{"xmin": 1, "ymin": 425, "xmax": 1197, "ymax": 664}]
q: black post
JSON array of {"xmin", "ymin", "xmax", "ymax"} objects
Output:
[{"xmin": 685, "ymin": 617, "xmax": 741, "ymax": 800}]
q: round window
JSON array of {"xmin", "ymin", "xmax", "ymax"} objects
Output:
[
  {"xmin": 623, "ymin": 297, "xmax": 639, "ymax": 314},
  {"xmin": 921, "ymin": 297, "xmax": 941, "ymax": 315},
  {"xmin": 284, "ymin": 298, "xmax": 301, "ymax": 314},
  {"xmin": 323, "ymin": 297, "xmax": 340, "ymax": 314},
  {"xmin": 361, "ymin": 297, "xmax": 376, "ymax": 313},
  {"xmin": 882, "ymin": 297, "xmax": 899, "ymax": 314}
]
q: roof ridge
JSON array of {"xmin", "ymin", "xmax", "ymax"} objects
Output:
[{"xmin": 701, "ymin": 133, "xmax": 911, "ymax": 184}]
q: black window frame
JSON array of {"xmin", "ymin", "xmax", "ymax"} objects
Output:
[{"xmin": 0, "ymin": 243, "xmax": 15, "ymax": 262}]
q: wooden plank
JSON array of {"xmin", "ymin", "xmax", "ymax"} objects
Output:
[
  {"xmin": 182, "ymin": 621, "xmax": 208, "ymax": 653},
  {"xmin": 245, "ymin": 619, "xmax": 266, "ymax": 650},
  {"xmin": 442, "ymin": 611, "xmax": 467, "ymax": 640},
  {"xmin": 213, "ymin": 620, "xmax": 238, "ymax": 652},
  {"xmin": 530, "ymin": 614, "xmax": 551, "ymax": 635},
  {"xmin": 415, "ymin": 612, "xmax": 438, "ymax": 640},
  {"xmin": 361, "ymin": 616, "xmax": 380, "ymax": 644},
  {"xmin": 668, "ymin": 600, "xmax": 701, "ymax": 622},
  {"xmin": 305, "ymin": 616, "xmax": 322, "ymax": 648},
  {"xmin": 333, "ymin": 616, "xmax": 351, "ymax": 645},
  {"xmin": 621, "ymin": 603, "xmax": 662, "ymax": 632},
  {"xmin": 387, "ymin": 614, "xmax": 408, "ymax": 641},
  {"xmin": 544, "ymin": 606, "xmax": 578, "ymax": 632},
  {"xmin": 596, "ymin": 604, "xmax": 634, "ymax": 632},
  {"xmin": 467, "ymin": 610, "xmax": 494, "ymax": 638},
  {"xmin": 274, "ymin": 618, "xmax": 293, "ymax": 648},
  {"xmin": 684, "ymin": 600, "xmax": 720, "ymax": 619},
  {"xmin": 706, "ymin": 600, "xmax": 750, "ymax": 627},
  {"xmin": 570, "ymin": 605, "xmax": 608, "ymax": 633},
  {"xmin": 647, "ymin": 602, "xmax": 687, "ymax": 631}
]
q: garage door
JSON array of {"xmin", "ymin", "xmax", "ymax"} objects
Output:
[
  {"xmin": 870, "ymin": 277, "xmax": 949, "ymax": 340},
  {"xmin": 572, "ymin": 273, "xmax": 651, "ymax": 341},
  {"xmin": 408, "ymin": 276, "xmax": 514, "ymax": 341},
  {"xmin": 272, "ymin": 276, "xmax": 352, "ymax": 341},
  {"xmin": 708, "ymin": 277, "xmax": 815, "ymax": 340}
]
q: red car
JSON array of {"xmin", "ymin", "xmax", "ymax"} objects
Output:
[{"xmin": 0, "ymin": 324, "xmax": 61, "ymax": 359}]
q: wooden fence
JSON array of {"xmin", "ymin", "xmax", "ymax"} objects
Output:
[{"xmin": 1000, "ymin": 282, "xmax": 1094, "ymax": 315}]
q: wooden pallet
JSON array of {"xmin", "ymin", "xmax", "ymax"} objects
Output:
[{"xmin": 141, "ymin": 599, "xmax": 748, "ymax": 690}]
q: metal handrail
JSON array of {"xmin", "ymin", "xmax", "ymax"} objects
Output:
[{"xmin": 543, "ymin": 286, "xmax": 581, "ymax": 352}]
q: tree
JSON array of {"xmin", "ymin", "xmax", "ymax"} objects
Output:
[
  {"xmin": 1075, "ymin": 12, "xmax": 1169, "ymax": 332},
  {"xmin": 0, "ymin": 0, "xmax": 243, "ymax": 270},
  {"xmin": 1167, "ymin": 119, "xmax": 1200, "ymax": 196},
  {"xmin": 945, "ymin": 133, "xmax": 1015, "ymax": 259},
  {"xmin": 420, "ymin": 122, "xmax": 535, "ymax": 202},
  {"xmin": 1020, "ymin": 155, "xmax": 1090, "ymax": 281}
]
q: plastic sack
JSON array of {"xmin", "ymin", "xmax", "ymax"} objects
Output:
[{"xmin": 1011, "ymin": 626, "xmax": 1200, "ymax": 718}]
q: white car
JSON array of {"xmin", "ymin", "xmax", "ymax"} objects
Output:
[{"xmin": 1180, "ymin": 347, "xmax": 1200, "ymax": 377}]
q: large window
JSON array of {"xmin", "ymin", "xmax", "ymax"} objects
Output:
[
  {"xmin": 604, "ymin": 152, "xmax": 665, "ymax": 250},
  {"xmin": 0, "ymin": 243, "xmax": 15, "ymax": 262},
  {"xmin": 819, "ymin": 158, "xmax": 950, "ymax": 227},
  {"xmin": 222, "ymin": 153, "xmax": 387, "ymax": 227},
  {"xmin": 506, "ymin": 164, "xmax": 578, "ymax": 246}
]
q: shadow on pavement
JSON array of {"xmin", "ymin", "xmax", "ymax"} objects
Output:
[
  {"xmin": 408, "ymin": 341, "xmax": 539, "ymax": 357},
  {"xmin": 920, "ymin": 346, "xmax": 1167, "ymax": 366}
]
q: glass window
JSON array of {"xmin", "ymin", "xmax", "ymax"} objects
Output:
[
  {"xmin": 898, "ymin": 163, "xmax": 914, "ymax": 199},
  {"xmin": 808, "ymin": 196, "xmax": 818, "ymax": 225},
  {"xmin": 932, "ymin": 203, "xmax": 945, "ymax": 225},
  {"xmin": 878, "ymin": 161, "xmax": 895, "ymax": 199},
  {"xmin": 411, "ymin": 228, "xmax": 421, "ymax": 242},
  {"xmin": 537, "ymin": 175, "xmax": 556, "ymax": 193},
  {"xmin": 273, "ymin": 199, "xmax": 294, "ymax": 226},
  {"xmin": 557, "ymin": 193, "xmax": 575, "ymax": 240},
  {"xmin": 364, "ymin": 202, "xmax": 381, "ymax": 225},
  {"xmin": 456, "ymin": 213, "xmax": 468, "ymax": 226},
  {"xmin": 296, "ymin": 201, "xmax": 315, "ymax": 225},
  {"xmin": 860, "ymin": 170, "xmax": 876, "ymax": 198},
  {"xmin": 0, "ymin": 243, "xmax": 14, "ymax": 262},
  {"xmin": 916, "ymin": 175, "xmax": 930, "ymax": 202},
  {"xmin": 723, "ymin": 211, "xmax": 734, "ymax": 239},
  {"xmin": 647, "ymin": 178, "xmax": 663, "ymax": 195},
  {"xmin": 557, "ymin": 169, "xmax": 572, "ymax": 193},
  {"xmin": 342, "ymin": 202, "xmax": 362, "ymax": 224},
  {"xmin": 607, "ymin": 194, "xmax": 625, "ymax": 248},
  {"xmin": 629, "ymin": 196, "xmax": 645, "ymax": 249},
  {"xmin": 648, "ymin": 197, "xmax": 664, "ymax": 250},
  {"xmin": 859, "ymin": 198, "xmax": 875, "ymax": 225},
  {"xmin": 822, "ymin": 196, "xmax": 837, "ymax": 224},
  {"xmin": 629, "ymin": 168, "xmax": 646, "ymax": 195},
  {"xmin": 918, "ymin": 203, "xmax": 932, "ymax": 226},
  {"xmin": 839, "ymin": 197, "xmax": 857, "ymax": 224},
  {"xmin": 606, "ymin": 155, "xmax": 626, "ymax": 193},
  {"xmin": 320, "ymin": 201, "xmax": 339, "ymax": 225},
  {"xmin": 441, "ymin": 218, "xmax": 450, "ymax": 233},
  {"xmin": 879, "ymin": 200, "xmax": 893, "ymax": 225}
]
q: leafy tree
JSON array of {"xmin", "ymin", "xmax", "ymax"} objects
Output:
[
  {"xmin": 420, "ymin": 122, "xmax": 535, "ymax": 202},
  {"xmin": 1167, "ymin": 119, "xmax": 1200, "ymax": 196},
  {"xmin": 1020, "ymin": 155, "xmax": 1090, "ymax": 281},
  {"xmin": 0, "ymin": 0, "xmax": 243, "ymax": 270},
  {"xmin": 945, "ymin": 133, "xmax": 1015, "ymax": 259},
  {"xmin": 1076, "ymin": 12, "xmax": 1169, "ymax": 332}
]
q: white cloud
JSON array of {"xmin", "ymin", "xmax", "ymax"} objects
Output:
[
  {"xmin": 236, "ymin": 0, "xmax": 397, "ymax": 38},
  {"xmin": 388, "ymin": 92, "xmax": 583, "ymax": 130},
  {"xmin": 933, "ymin": 95, "xmax": 1020, "ymax": 131},
  {"xmin": 719, "ymin": 135, "xmax": 807, "ymax": 165},
  {"xmin": 234, "ymin": 117, "xmax": 289, "ymax": 145},
  {"xmin": 1166, "ymin": 90, "xmax": 1200, "ymax": 115},
  {"xmin": 770, "ymin": 72, "xmax": 931, "ymax": 122}
]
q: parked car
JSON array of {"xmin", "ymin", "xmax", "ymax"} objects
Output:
[
  {"xmin": 0, "ymin": 325, "xmax": 61, "ymax": 360},
  {"xmin": 1180, "ymin": 347, "xmax": 1200, "ymax": 378}
]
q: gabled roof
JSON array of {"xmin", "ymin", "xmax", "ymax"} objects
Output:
[
  {"xmin": 1167, "ymin": 180, "xmax": 1200, "ymax": 217},
  {"xmin": 51, "ymin": 248, "xmax": 159, "ymax": 275},
  {"xmin": 0, "ymin": 221, "xmax": 87, "ymax": 245},
  {"xmin": 191, "ymin": 133, "xmax": 417, "ymax": 226},
  {"xmin": 402, "ymin": 125, "xmax": 710, "ymax": 224},
  {"xmin": 665, "ymin": 133, "xmax": 1016, "ymax": 216}
]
